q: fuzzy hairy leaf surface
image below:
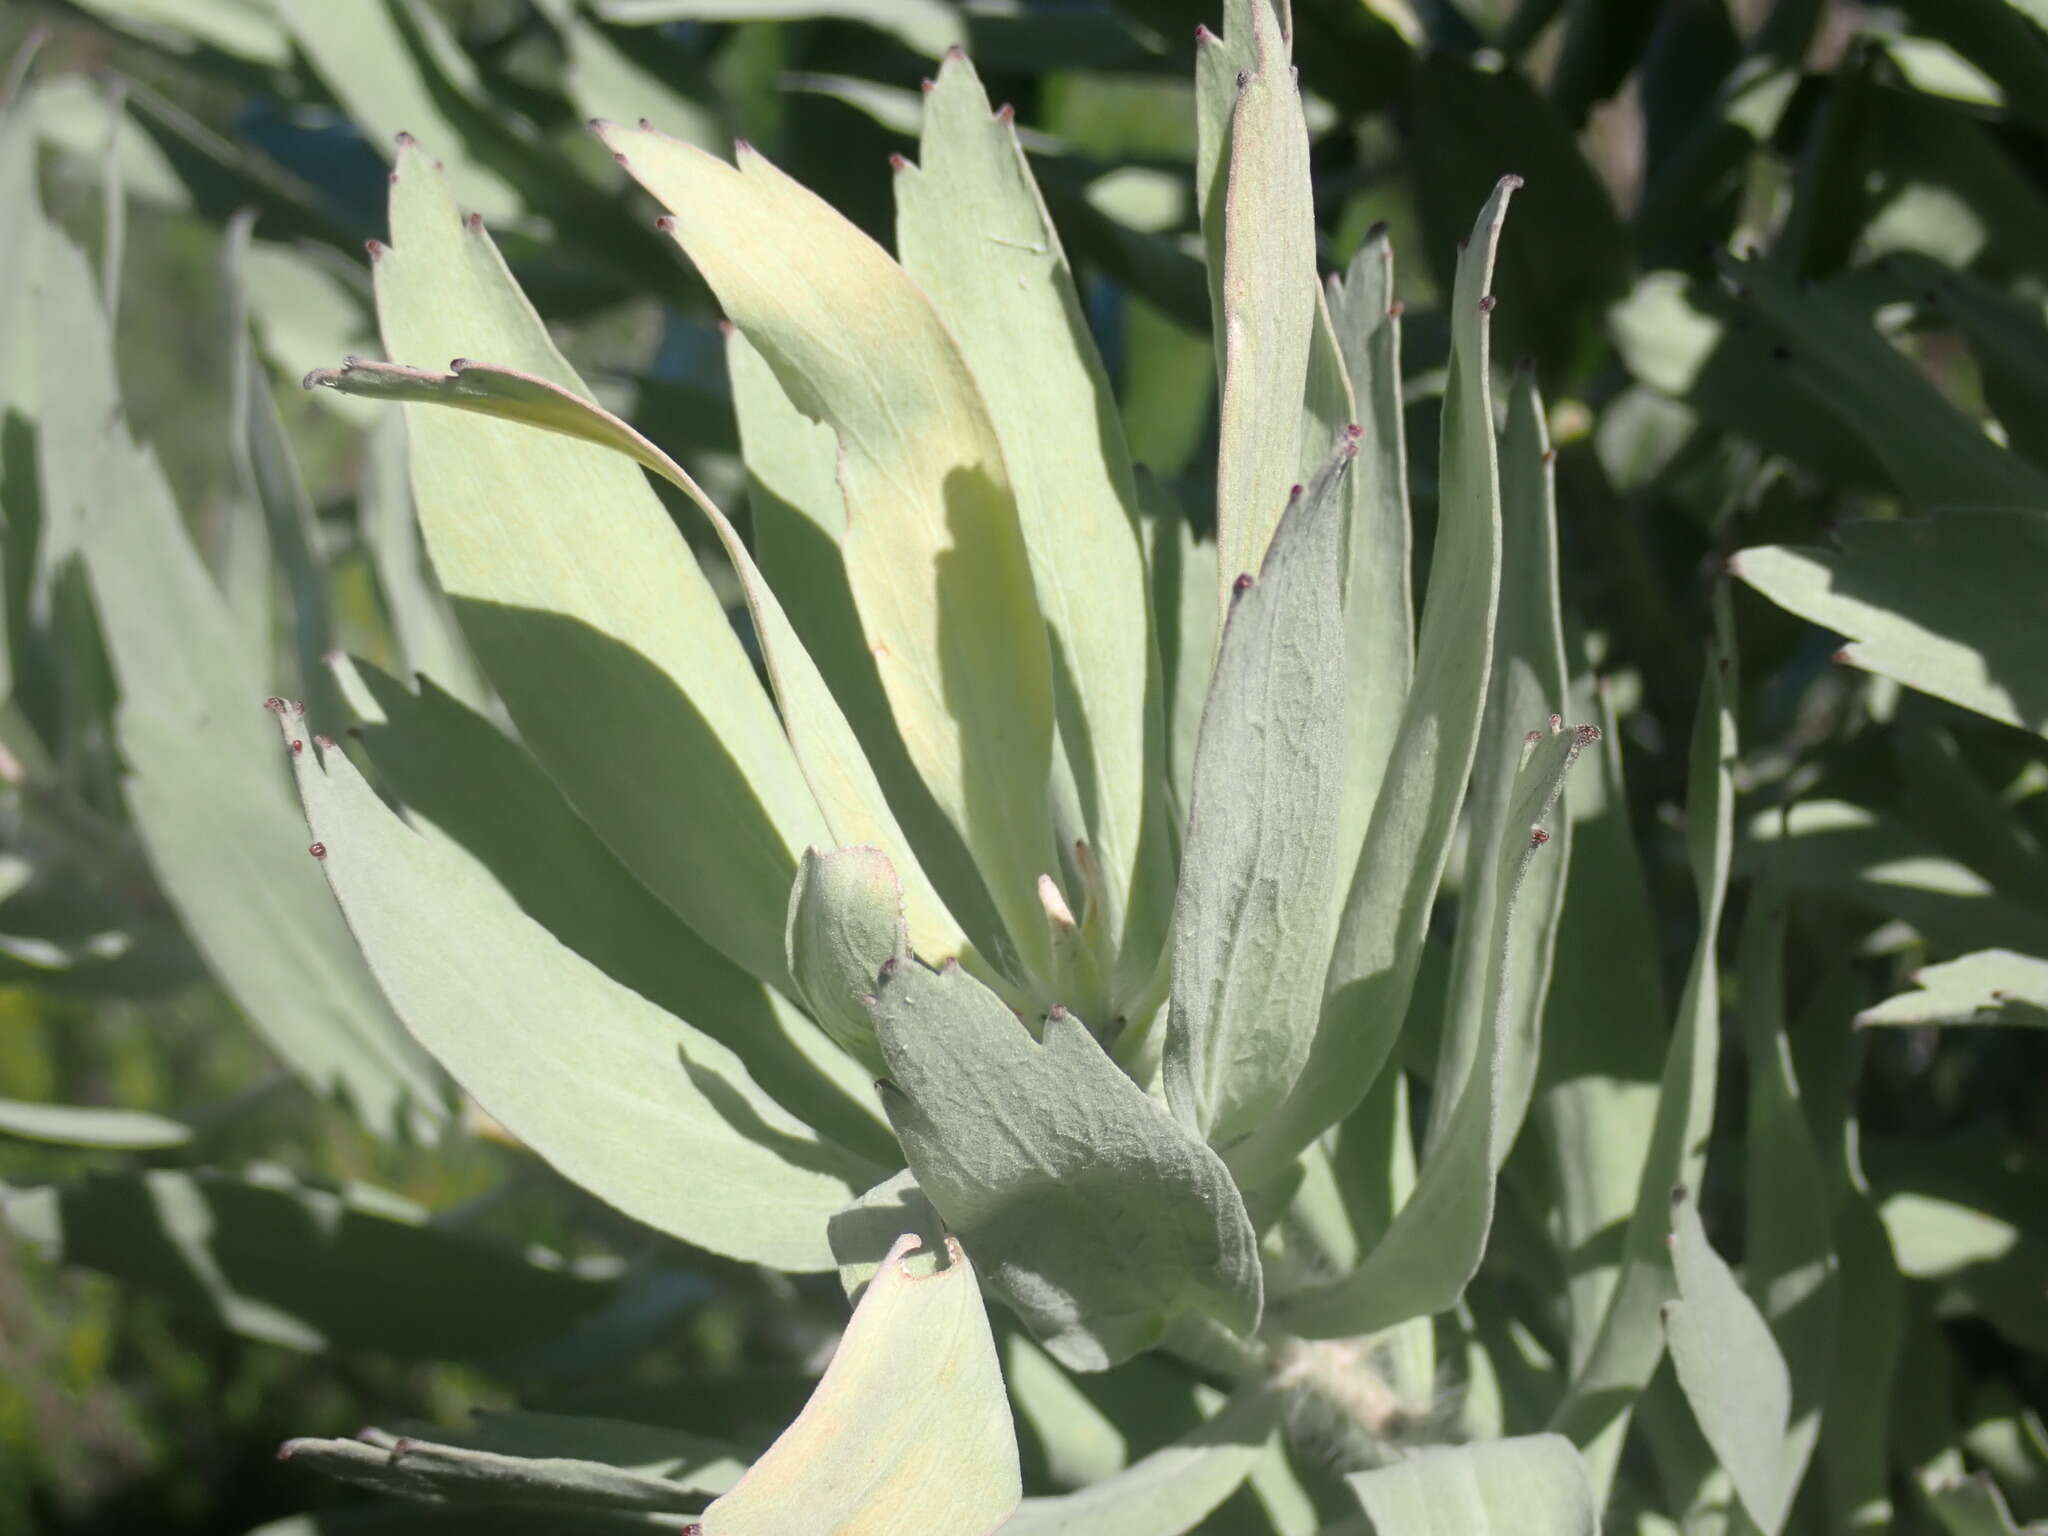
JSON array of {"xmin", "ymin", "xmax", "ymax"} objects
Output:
[
  {"xmin": 277, "ymin": 713, "xmax": 878, "ymax": 1271},
  {"xmin": 1231, "ymin": 174, "xmax": 1519, "ymax": 1187},
  {"xmin": 1858, "ymin": 949, "xmax": 2048, "ymax": 1028},
  {"xmin": 872, "ymin": 957, "xmax": 1260, "ymax": 1370},
  {"xmin": 1199, "ymin": 0, "xmax": 1319, "ymax": 615},
  {"xmin": 1166, "ymin": 441, "xmax": 1353, "ymax": 1151},
  {"xmin": 786, "ymin": 846, "xmax": 906, "ymax": 1078},
  {"xmin": 372, "ymin": 142, "xmax": 823, "ymax": 992},
  {"xmin": 600, "ymin": 120, "xmax": 1060, "ymax": 986},
  {"xmin": 1274, "ymin": 714, "xmax": 1592, "ymax": 1338},
  {"xmin": 699, "ymin": 1234, "xmax": 1020, "ymax": 1535}
]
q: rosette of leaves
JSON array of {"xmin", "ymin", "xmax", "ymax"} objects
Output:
[{"xmin": 270, "ymin": 4, "xmax": 1617, "ymax": 1527}]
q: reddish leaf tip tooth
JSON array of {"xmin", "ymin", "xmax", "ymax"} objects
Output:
[
  {"xmin": 717, "ymin": 317, "xmax": 735, "ymax": 336},
  {"xmin": 585, "ymin": 116, "xmax": 612, "ymax": 134},
  {"xmin": 1478, "ymin": 293, "xmax": 1497, "ymax": 314},
  {"xmin": 1501, "ymin": 172, "xmax": 1525, "ymax": 191},
  {"xmin": 1541, "ymin": 447, "xmax": 1558, "ymax": 466},
  {"xmin": 1233, "ymin": 572, "xmax": 1254, "ymax": 592},
  {"xmin": 387, "ymin": 170, "xmax": 398, "ymax": 186},
  {"xmin": 308, "ymin": 842, "xmax": 327, "ymax": 859},
  {"xmin": 1048, "ymin": 1003, "xmax": 1071, "ymax": 1022},
  {"xmin": 290, "ymin": 739, "xmax": 304, "ymax": 754},
  {"xmin": 1388, "ymin": 299, "xmax": 1405, "ymax": 319},
  {"xmin": 464, "ymin": 212, "xmax": 483, "ymax": 233},
  {"xmin": 1524, "ymin": 729, "xmax": 1543, "ymax": 745},
  {"xmin": 1832, "ymin": 645, "xmax": 1857, "ymax": 665},
  {"xmin": 888, "ymin": 152, "xmax": 910, "ymax": 172},
  {"xmin": 449, "ymin": 357, "xmax": 473, "ymax": 373},
  {"xmin": 944, "ymin": 42, "xmax": 966, "ymax": 60},
  {"xmin": 613, "ymin": 150, "xmax": 630, "ymax": 167},
  {"xmin": 364, "ymin": 238, "xmax": 386, "ymax": 259},
  {"xmin": 1530, "ymin": 826, "xmax": 1551, "ymax": 847},
  {"xmin": 637, "ymin": 117, "xmax": 653, "ymax": 131},
  {"xmin": 733, "ymin": 137, "xmax": 755, "ymax": 157},
  {"xmin": 263, "ymin": 696, "xmax": 290, "ymax": 714},
  {"xmin": 1574, "ymin": 723, "xmax": 1602, "ymax": 747},
  {"xmin": 314, "ymin": 734, "xmax": 336, "ymax": 750},
  {"xmin": 1194, "ymin": 23, "xmax": 1215, "ymax": 42},
  {"xmin": 1344, "ymin": 422, "xmax": 1364, "ymax": 439},
  {"xmin": 921, "ymin": 76, "xmax": 935, "ymax": 93},
  {"xmin": 995, "ymin": 102, "xmax": 1015, "ymax": 123},
  {"xmin": 394, "ymin": 130, "xmax": 416, "ymax": 148},
  {"xmin": 1288, "ymin": 482, "xmax": 1304, "ymax": 500},
  {"xmin": 1235, "ymin": 68, "xmax": 1251, "ymax": 89},
  {"xmin": 654, "ymin": 214, "xmax": 675, "ymax": 233}
]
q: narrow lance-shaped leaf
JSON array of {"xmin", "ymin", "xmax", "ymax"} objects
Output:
[
  {"xmin": 0, "ymin": 1099, "xmax": 190, "ymax": 1150},
  {"xmin": 598, "ymin": 120, "xmax": 1061, "ymax": 988},
  {"xmin": 697, "ymin": 1234, "xmax": 1021, "ymax": 1536},
  {"xmin": 306, "ymin": 353, "xmax": 978, "ymax": 984},
  {"xmin": 1200, "ymin": 0, "xmax": 1319, "ymax": 614},
  {"xmin": 1274, "ymin": 716, "xmax": 1594, "ymax": 1339},
  {"xmin": 1432, "ymin": 367, "xmax": 1573, "ymax": 1156},
  {"xmin": 372, "ymin": 140, "xmax": 823, "ymax": 993},
  {"xmin": 1731, "ymin": 885, "xmax": 1840, "ymax": 1536},
  {"xmin": 45, "ymin": 229, "xmax": 442, "ymax": 1136},
  {"xmin": 275, "ymin": 708, "xmax": 878, "ymax": 1272},
  {"xmin": 1232, "ymin": 175, "xmax": 1520, "ymax": 1188},
  {"xmin": 1166, "ymin": 439, "xmax": 1354, "ymax": 1151},
  {"xmin": 1327, "ymin": 224, "xmax": 1414, "ymax": 863},
  {"xmin": 276, "ymin": 1433, "xmax": 709, "ymax": 1514},
  {"xmin": 1857, "ymin": 950, "xmax": 2048, "ymax": 1029},
  {"xmin": 1664, "ymin": 1186, "xmax": 1796, "ymax": 1534},
  {"xmin": 897, "ymin": 53, "xmax": 1170, "ymax": 994},
  {"xmin": 1548, "ymin": 600, "xmax": 1740, "ymax": 1501},
  {"xmin": 872, "ymin": 955, "xmax": 1261, "ymax": 1371}
]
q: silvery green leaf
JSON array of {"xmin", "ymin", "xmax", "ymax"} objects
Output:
[
  {"xmin": 899, "ymin": 54, "xmax": 1171, "ymax": 994},
  {"xmin": 787, "ymin": 846, "xmax": 908, "ymax": 1078},
  {"xmin": 600, "ymin": 120, "xmax": 1061, "ymax": 988},
  {"xmin": 1231, "ymin": 175, "xmax": 1519, "ymax": 1188},
  {"xmin": 872, "ymin": 956, "xmax": 1260, "ymax": 1370},
  {"xmin": 998, "ymin": 1388, "xmax": 1278, "ymax": 1536},
  {"xmin": 278, "ymin": 713, "xmax": 879, "ymax": 1271},
  {"xmin": 344, "ymin": 664, "xmax": 894, "ymax": 1165},
  {"xmin": 1166, "ymin": 441, "xmax": 1353, "ymax": 1152},
  {"xmin": 1344, "ymin": 1433, "xmax": 1600, "ymax": 1535},
  {"xmin": 1858, "ymin": 950, "xmax": 2048, "ymax": 1029},
  {"xmin": 1273, "ymin": 716, "xmax": 1592, "ymax": 1338},
  {"xmin": 276, "ymin": 1432, "xmax": 710, "ymax": 1513},
  {"xmin": 1664, "ymin": 1187, "xmax": 1796, "ymax": 1534},
  {"xmin": 371, "ymin": 142, "xmax": 826, "ymax": 992},
  {"xmin": 0, "ymin": 1099, "xmax": 190, "ymax": 1149},
  {"xmin": 698, "ymin": 1234, "xmax": 1020, "ymax": 1535},
  {"xmin": 1549, "ymin": 607, "xmax": 1739, "ymax": 1500}
]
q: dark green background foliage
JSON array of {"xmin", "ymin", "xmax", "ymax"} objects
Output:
[{"xmin": 0, "ymin": 0, "xmax": 2043, "ymax": 1532}]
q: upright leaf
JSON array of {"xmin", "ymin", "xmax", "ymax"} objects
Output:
[
  {"xmin": 1664, "ymin": 1188, "xmax": 1796, "ymax": 1534},
  {"xmin": 1165, "ymin": 443, "xmax": 1353, "ymax": 1150},
  {"xmin": 872, "ymin": 956, "xmax": 1261, "ymax": 1370},
  {"xmin": 698, "ymin": 1234, "xmax": 1021, "ymax": 1535},
  {"xmin": 599, "ymin": 121, "xmax": 1060, "ymax": 986},
  {"xmin": 45, "ymin": 230, "xmax": 441, "ymax": 1136},
  {"xmin": 1549, "ymin": 610, "xmax": 1739, "ymax": 1501},
  {"xmin": 1326, "ymin": 226, "xmax": 1414, "ymax": 863},
  {"xmin": 1200, "ymin": 0, "xmax": 1319, "ymax": 614},
  {"xmin": 898, "ymin": 54, "xmax": 1169, "ymax": 987},
  {"xmin": 1273, "ymin": 716, "xmax": 1592, "ymax": 1338},
  {"xmin": 279, "ymin": 712, "xmax": 877, "ymax": 1271},
  {"xmin": 1232, "ymin": 176, "xmax": 1519, "ymax": 1187},
  {"xmin": 374, "ymin": 140, "xmax": 822, "ymax": 992}
]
